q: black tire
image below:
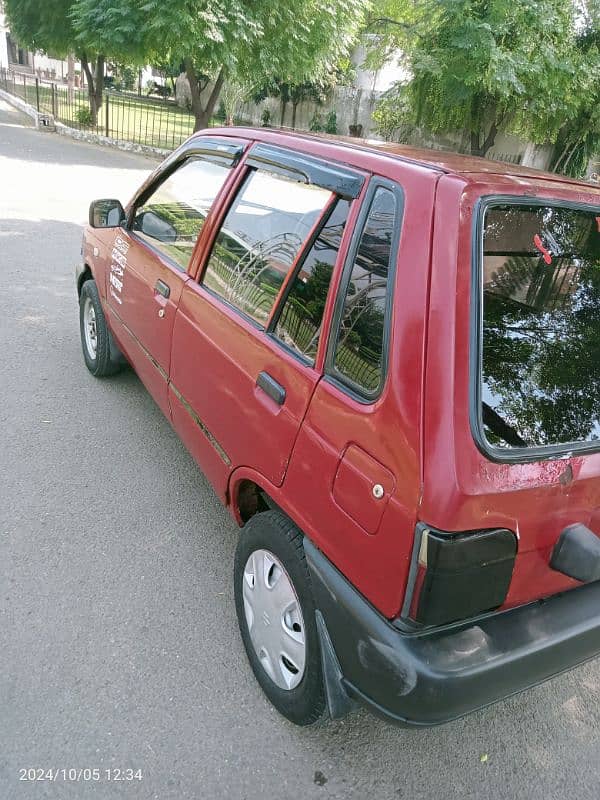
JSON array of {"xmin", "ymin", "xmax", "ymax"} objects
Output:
[
  {"xmin": 234, "ymin": 511, "xmax": 326, "ymax": 725},
  {"xmin": 79, "ymin": 279, "xmax": 124, "ymax": 377}
]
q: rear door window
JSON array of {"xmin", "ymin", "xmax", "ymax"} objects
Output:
[
  {"xmin": 478, "ymin": 202, "xmax": 600, "ymax": 452},
  {"xmin": 201, "ymin": 169, "xmax": 332, "ymax": 325},
  {"xmin": 329, "ymin": 185, "xmax": 399, "ymax": 396}
]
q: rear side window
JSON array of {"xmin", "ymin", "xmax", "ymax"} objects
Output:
[
  {"xmin": 132, "ymin": 157, "xmax": 231, "ymax": 271},
  {"xmin": 202, "ymin": 169, "xmax": 332, "ymax": 325},
  {"xmin": 273, "ymin": 199, "xmax": 350, "ymax": 363},
  {"xmin": 478, "ymin": 202, "xmax": 600, "ymax": 452},
  {"xmin": 331, "ymin": 186, "xmax": 398, "ymax": 395}
]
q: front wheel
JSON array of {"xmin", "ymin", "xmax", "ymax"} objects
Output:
[
  {"xmin": 79, "ymin": 279, "xmax": 124, "ymax": 377},
  {"xmin": 234, "ymin": 511, "xmax": 326, "ymax": 725}
]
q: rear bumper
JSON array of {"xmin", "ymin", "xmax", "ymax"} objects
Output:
[{"xmin": 305, "ymin": 539, "xmax": 600, "ymax": 726}]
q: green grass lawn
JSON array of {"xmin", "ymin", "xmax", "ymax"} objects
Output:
[{"xmin": 5, "ymin": 76, "xmax": 209, "ymax": 150}]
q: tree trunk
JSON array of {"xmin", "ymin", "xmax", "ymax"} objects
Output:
[
  {"xmin": 291, "ymin": 102, "xmax": 299, "ymax": 130},
  {"xmin": 470, "ymin": 122, "xmax": 498, "ymax": 157},
  {"xmin": 67, "ymin": 54, "xmax": 75, "ymax": 105},
  {"xmin": 279, "ymin": 99, "xmax": 287, "ymax": 127},
  {"xmin": 81, "ymin": 53, "xmax": 105, "ymax": 126},
  {"xmin": 470, "ymin": 131, "xmax": 482, "ymax": 156},
  {"xmin": 469, "ymin": 96, "xmax": 499, "ymax": 158},
  {"xmin": 94, "ymin": 55, "xmax": 105, "ymax": 112},
  {"xmin": 561, "ymin": 138, "xmax": 583, "ymax": 175},
  {"xmin": 480, "ymin": 121, "xmax": 498, "ymax": 158},
  {"xmin": 81, "ymin": 55, "xmax": 97, "ymax": 124},
  {"xmin": 185, "ymin": 58, "xmax": 225, "ymax": 132}
]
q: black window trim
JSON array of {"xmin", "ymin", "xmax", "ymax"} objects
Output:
[
  {"xmin": 470, "ymin": 193, "xmax": 600, "ymax": 464},
  {"xmin": 324, "ymin": 176, "xmax": 404, "ymax": 404},
  {"xmin": 246, "ymin": 143, "xmax": 365, "ymax": 199}
]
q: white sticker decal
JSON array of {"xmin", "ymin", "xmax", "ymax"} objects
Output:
[
  {"xmin": 114, "ymin": 235, "xmax": 130, "ymax": 256},
  {"xmin": 110, "ymin": 272, "xmax": 123, "ymax": 292},
  {"xmin": 109, "ymin": 234, "xmax": 129, "ymax": 302},
  {"xmin": 111, "ymin": 248, "xmax": 127, "ymax": 268}
]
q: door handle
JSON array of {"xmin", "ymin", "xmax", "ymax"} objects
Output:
[
  {"xmin": 155, "ymin": 279, "xmax": 170, "ymax": 299},
  {"xmin": 256, "ymin": 371, "xmax": 286, "ymax": 405}
]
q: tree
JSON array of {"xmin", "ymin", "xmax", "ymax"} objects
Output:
[
  {"xmin": 546, "ymin": 1, "xmax": 600, "ymax": 176},
  {"xmin": 371, "ymin": 0, "xmax": 581, "ymax": 158},
  {"xmin": 5, "ymin": 0, "xmax": 112, "ymax": 125},
  {"xmin": 253, "ymin": 79, "xmax": 327, "ymax": 129},
  {"xmin": 72, "ymin": 0, "xmax": 367, "ymax": 131},
  {"xmin": 220, "ymin": 81, "xmax": 250, "ymax": 126}
]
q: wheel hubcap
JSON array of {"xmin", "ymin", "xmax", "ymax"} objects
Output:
[
  {"xmin": 83, "ymin": 297, "xmax": 97, "ymax": 358},
  {"xmin": 242, "ymin": 549, "xmax": 306, "ymax": 691}
]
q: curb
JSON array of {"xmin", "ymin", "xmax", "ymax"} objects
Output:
[
  {"xmin": 0, "ymin": 86, "xmax": 40, "ymax": 125},
  {"xmin": 0, "ymin": 87, "xmax": 170, "ymax": 160}
]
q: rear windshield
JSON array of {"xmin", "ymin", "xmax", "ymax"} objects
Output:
[{"xmin": 479, "ymin": 202, "xmax": 600, "ymax": 452}]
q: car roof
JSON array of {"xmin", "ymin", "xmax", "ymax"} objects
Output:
[{"xmin": 206, "ymin": 126, "xmax": 599, "ymax": 191}]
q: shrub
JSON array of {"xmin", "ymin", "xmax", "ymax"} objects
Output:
[
  {"xmin": 121, "ymin": 66, "xmax": 137, "ymax": 92},
  {"xmin": 309, "ymin": 111, "xmax": 323, "ymax": 132},
  {"xmin": 324, "ymin": 111, "xmax": 337, "ymax": 135},
  {"xmin": 75, "ymin": 106, "xmax": 93, "ymax": 127},
  {"xmin": 260, "ymin": 108, "xmax": 271, "ymax": 127}
]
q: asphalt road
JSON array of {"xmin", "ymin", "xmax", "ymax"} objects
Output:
[{"xmin": 1, "ymin": 98, "xmax": 599, "ymax": 800}]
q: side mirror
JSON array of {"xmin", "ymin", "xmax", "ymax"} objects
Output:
[{"xmin": 89, "ymin": 199, "xmax": 126, "ymax": 228}]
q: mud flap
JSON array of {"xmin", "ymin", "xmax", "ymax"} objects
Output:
[{"xmin": 315, "ymin": 610, "xmax": 358, "ymax": 720}]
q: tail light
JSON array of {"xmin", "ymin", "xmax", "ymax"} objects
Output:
[{"xmin": 401, "ymin": 524, "xmax": 517, "ymax": 627}]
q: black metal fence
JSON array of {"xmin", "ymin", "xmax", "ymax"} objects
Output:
[{"xmin": 0, "ymin": 67, "xmax": 208, "ymax": 150}]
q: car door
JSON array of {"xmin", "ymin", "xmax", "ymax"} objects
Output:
[
  {"xmin": 168, "ymin": 144, "xmax": 365, "ymax": 499},
  {"xmin": 105, "ymin": 138, "xmax": 245, "ymax": 417},
  {"xmin": 283, "ymin": 172, "xmax": 438, "ymax": 618}
]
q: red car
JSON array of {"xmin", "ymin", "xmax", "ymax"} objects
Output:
[{"xmin": 77, "ymin": 127, "xmax": 600, "ymax": 726}]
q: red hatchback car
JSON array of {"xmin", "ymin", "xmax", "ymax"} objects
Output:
[{"xmin": 77, "ymin": 127, "xmax": 600, "ymax": 726}]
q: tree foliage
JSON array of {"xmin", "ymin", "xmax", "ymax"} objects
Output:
[
  {"xmin": 253, "ymin": 79, "xmax": 328, "ymax": 129},
  {"xmin": 547, "ymin": 1, "xmax": 600, "ymax": 176},
  {"xmin": 371, "ymin": 0, "xmax": 597, "ymax": 169},
  {"xmin": 5, "ymin": 0, "xmax": 114, "ymax": 123},
  {"xmin": 71, "ymin": 0, "xmax": 368, "ymax": 130},
  {"xmin": 4, "ymin": 0, "xmax": 74, "ymax": 56}
]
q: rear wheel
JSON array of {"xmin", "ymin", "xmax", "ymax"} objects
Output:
[
  {"xmin": 79, "ymin": 279, "xmax": 124, "ymax": 377},
  {"xmin": 234, "ymin": 511, "xmax": 326, "ymax": 725}
]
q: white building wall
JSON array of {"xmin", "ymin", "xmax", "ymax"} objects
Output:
[
  {"xmin": 352, "ymin": 39, "xmax": 409, "ymax": 93},
  {"xmin": 33, "ymin": 53, "xmax": 69, "ymax": 80},
  {"xmin": 0, "ymin": 6, "xmax": 9, "ymax": 69}
]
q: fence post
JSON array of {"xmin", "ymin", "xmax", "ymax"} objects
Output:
[
  {"xmin": 51, "ymin": 83, "xmax": 57, "ymax": 117},
  {"xmin": 105, "ymin": 92, "xmax": 109, "ymax": 137},
  {"xmin": 35, "ymin": 77, "xmax": 40, "ymax": 111}
]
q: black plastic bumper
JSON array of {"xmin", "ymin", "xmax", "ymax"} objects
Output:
[{"xmin": 305, "ymin": 539, "xmax": 600, "ymax": 727}]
